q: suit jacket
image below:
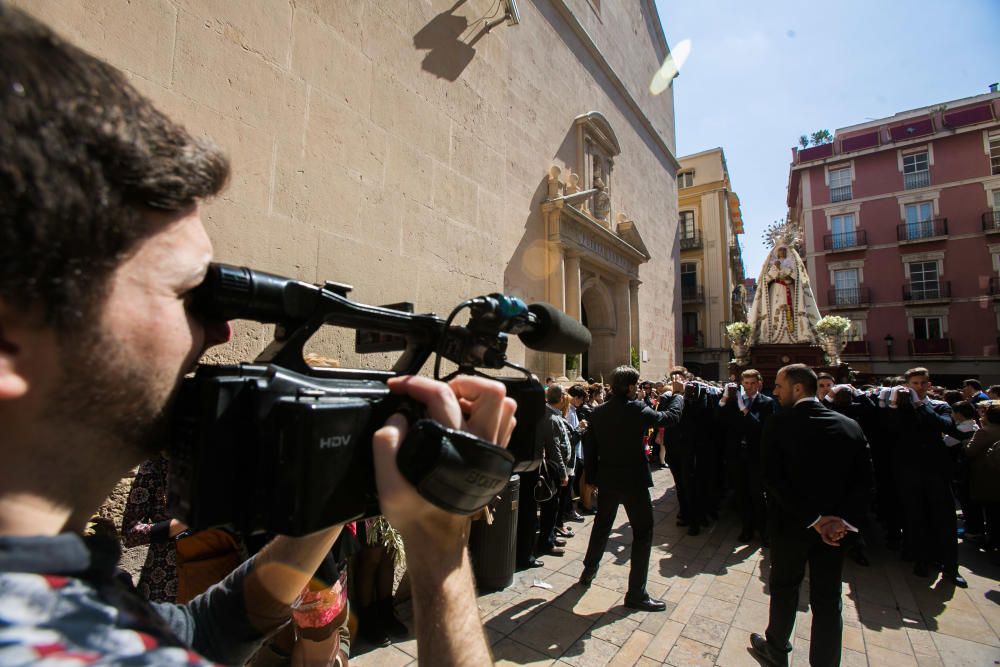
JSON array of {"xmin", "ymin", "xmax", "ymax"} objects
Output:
[
  {"xmin": 884, "ymin": 397, "xmax": 955, "ymax": 472},
  {"xmin": 717, "ymin": 392, "xmax": 776, "ymax": 463},
  {"xmin": 964, "ymin": 421, "xmax": 1000, "ymax": 503},
  {"xmin": 762, "ymin": 399, "xmax": 872, "ymax": 539},
  {"xmin": 537, "ymin": 405, "xmax": 570, "ymax": 480},
  {"xmin": 583, "ymin": 393, "xmax": 684, "ymax": 489}
]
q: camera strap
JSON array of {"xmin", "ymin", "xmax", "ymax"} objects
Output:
[{"xmin": 396, "ymin": 419, "xmax": 515, "ymax": 515}]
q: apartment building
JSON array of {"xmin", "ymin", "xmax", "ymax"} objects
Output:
[
  {"xmin": 788, "ymin": 90, "xmax": 1000, "ymax": 384},
  {"xmin": 678, "ymin": 148, "xmax": 747, "ymax": 380}
]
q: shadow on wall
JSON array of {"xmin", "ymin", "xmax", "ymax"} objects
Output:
[
  {"xmin": 502, "ymin": 125, "xmax": 579, "ymax": 310},
  {"xmin": 413, "ymin": 0, "xmax": 493, "ymax": 82}
]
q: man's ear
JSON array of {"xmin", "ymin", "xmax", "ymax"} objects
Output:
[{"xmin": 0, "ymin": 306, "xmax": 30, "ymax": 400}]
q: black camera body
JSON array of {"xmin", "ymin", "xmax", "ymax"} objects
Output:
[{"xmin": 167, "ymin": 264, "xmax": 589, "ymax": 537}]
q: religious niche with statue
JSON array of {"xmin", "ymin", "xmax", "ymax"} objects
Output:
[{"xmin": 725, "ymin": 220, "xmax": 852, "ymax": 387}]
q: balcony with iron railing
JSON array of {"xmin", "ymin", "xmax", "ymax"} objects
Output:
[
  {"xmin": 902, "ymin": 281, "xmax": 951, "ymax": 302},
  {"xmin": 896, "ymin": 218, "xmax": 948, "ymax": 243},
  {"xmin": 823, "ymin": 229, "xmax": 867, "ymax": 252},
  {"xmin": 829, "ymin": 184, "xmax": 852, "ymax": 202},
  {"xmin": 682, "ymin": 331, "xmax": 705, "ymax": 349},
  {"xmin": 827, "ymin": 287, "xmax": 871, "ymax": 308},
  {"xmin": 903, "ymin": 170, "xmax": 931, "ymax": 190},
  {"xmin": 908, "ymin": 338, "xmax": 953, "ymax": 356},
  {"xmin": 841, "ymin": 340, "xmax": 870, "ymax": 356},
  {"xmin": 680, "ymin": 230, "xmax": 702, "ymax": 250},
  {"xmin": 983, "ymin": 210, "xmax": 1000, "ymax": 233},
  {"xmin": 681, "ymin": 285, "xmax": 705, "ymax": 303}
]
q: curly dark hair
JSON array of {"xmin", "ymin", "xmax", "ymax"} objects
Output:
[{"xmin": 0, "ymin": 4, "xmax": 229, "ymax": 328}]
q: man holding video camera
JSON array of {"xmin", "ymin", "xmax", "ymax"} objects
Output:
[{"xmin": 0, "ymin": 5, "xmax": 510, "ymax": 665}]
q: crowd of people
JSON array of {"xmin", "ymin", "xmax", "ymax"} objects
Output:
[{"xmin": 523, "ymin": 368, "xmax": 1000, "ymax": 595}]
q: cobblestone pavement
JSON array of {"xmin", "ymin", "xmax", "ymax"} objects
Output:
[{"xmin": 353, "ymin": 468, "xmax": 1000, "ymax": 666}]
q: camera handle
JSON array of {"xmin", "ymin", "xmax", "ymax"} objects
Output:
[{"xmin": 396, "ymin": 419, "xmax": 516, "ymax": 515}]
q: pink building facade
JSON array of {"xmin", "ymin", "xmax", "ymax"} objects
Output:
[{"xmin": 788, "ymin": 91, "xmax": 1000, "ymax": 385}]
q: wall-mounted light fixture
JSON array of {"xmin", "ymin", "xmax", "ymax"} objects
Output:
[{"xmin": 485, "ymin": 0, "xmax": 520, "ymax": 32}]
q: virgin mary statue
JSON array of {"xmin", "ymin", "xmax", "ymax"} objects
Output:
[{"xmin": 746, "ymin": 226, "xmax": 821, "ymax": 345}]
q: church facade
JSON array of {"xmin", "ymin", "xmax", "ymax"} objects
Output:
[{"xmin": 17, "ymin": 0, "xmax": 682, "ymax": 381}]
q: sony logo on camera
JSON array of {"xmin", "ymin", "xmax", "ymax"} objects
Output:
[
  {"xmin": 464, "ymin": 470, "xmax": 503, "ymax": 489},
  {"xmin": 319, "ymin": 434, "xmax": 353, "ymax": 449}
]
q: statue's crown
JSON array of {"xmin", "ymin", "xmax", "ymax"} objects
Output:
[{"xmin": 762, "ymin": 219, "xmax": 801, "ymax": 250}]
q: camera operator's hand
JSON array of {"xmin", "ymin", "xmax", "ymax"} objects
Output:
[
  {"xmin": 371, "ymin": 374, "xmax": 512, "ymax": 666},
  {"xmin": 373, "ymin": 375, "xmax": 515, "ymax": 539}
]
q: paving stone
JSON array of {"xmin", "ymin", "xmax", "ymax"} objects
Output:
[
  {"xmin": 589, "ymin": 613, "xmax": 641, "ymax": 647},
  {"xmin": 560, "ymin": 634, "xmax": 620, "ymax": 667},
  {"xmin": 664, "ymin": 636, "xmax": 720, "ymax": 667},
  {"xmin": 607, "ymin": 629, "xmax": 654, "ymax": 667},
  {"xmin": 715, "ymin": 628, "xmax": 760, "ymax": 667},
  {"xmin": 867, "ymin": 642, "xmax": 918, "ymax": 666},
  {"xmin": 931, "ymin": 631, "xmax": 1000, "ymax": 667},
  {"xmin": 695, "ymin": 594, "xmax": 738, "ymax": 624},
  {"xmin": 491, "ymin": 637, "xmax": 556, "ymax": 666},
  {"xmin": 680, "ymin": 613, "xmax": 730, "ymax": 648},
  {"xmin": 507, "ymin": 605, "xmax": 593, "ymax": 658},
  {"xmin": 731, "ymin": 598, "xmax": 771, "ymax": 633},
  {"xmin": 864, "ymin": 624, "xmax": 916, "ymax": 656},
  {"xmin": 642, "ymin": 619, "xmax": 685, "ymax": 662}
]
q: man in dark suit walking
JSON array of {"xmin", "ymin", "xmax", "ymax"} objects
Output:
[
  {"xmin": 750, "ymin": 365, "xmax": 872, "ymax": 667},
  {"xmin": 579, "ymin": 366, "xmax": 684, "ymax": 611},
  {"xmin": 718, "ymin": 369, "xmax": 776, "ymax": 544}
]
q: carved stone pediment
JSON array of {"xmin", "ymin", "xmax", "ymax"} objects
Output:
[{"xmin": 615, "ymin": 213, "xmax": 650, "ymax": 260}]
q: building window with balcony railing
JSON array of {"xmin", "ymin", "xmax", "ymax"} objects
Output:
[
  {"xmin": 914, "ymin": 316, "xmax": 943, "ymax": 340},
  {"xmin": 829, "ymin": 213, "xmax": 857, "ymax": 249},
  {"xmin": 682, "ymin": 312, "xmax": 699, "ymax": 348},
  {"xmin": 903, "ymin": 151, "xmax": 930, "ymax": 189},
  {"xmin": 829, "ymin": 167, "xmax": 852, "ymax": 202},
  {"xmin": 907, "ymin": 261, "xmax": 940, "ymax": 300},
  {"xmin": 990, "ymin": 133, "xmax": 1000, "ymax": 176},
  {"xmin": 902, "ymin": 202, "xmax": 934, "ymax": 240},
  {"xmin": 679, "ymin": 211, "xmax": 701, "ymax": 249},
  {"xmin": 832, "ymin": 268, "xmax": 861, "ymax": 305},
  {"xmin": 987, "ymin": 190, "xmax": 1000, "ymax": 232}
]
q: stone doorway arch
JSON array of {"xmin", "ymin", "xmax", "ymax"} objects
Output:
[{"xmin": 580, "ymin": 278, "xmax": 616, "ymax": 381}]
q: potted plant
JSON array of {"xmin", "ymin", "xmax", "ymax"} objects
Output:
[
  {"xmin": 815, "ymin": 315, "xmax": 851, "ymax": 366},
  {"xmin": 725, "ymin": 321, "xmax": 752, "ymax": 365}
]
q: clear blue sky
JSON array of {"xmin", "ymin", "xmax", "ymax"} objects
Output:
[{"xmin": 654, "ymin": 0, "xmax": 1000, "ymax": 278}]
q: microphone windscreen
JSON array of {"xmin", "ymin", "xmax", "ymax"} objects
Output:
[{"xmin": 519, "ymin": 302, "xmax": 592, "ymax": 354}]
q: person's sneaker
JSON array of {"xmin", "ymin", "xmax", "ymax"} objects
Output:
[
  {"xmin": 623, "ymin": 594, "xmax": 666, "ymax": 612},
  {"xmin": 749, "ymin": 633, "xmax": 788, "ymax": 667},
  {"xmin": 516, "ymin": 558, "xmax": 545, "ymax": 570},
  {"xmin": 539, "ymin": 545, "xmax": 565, "ymax": 556},
  {"xmin": 579, "ymin": 565, "xmax": 597, "ymax": 587},
  {"xmin": 565, "ymin": 512, "xmax": 585, "ymax": 523},
  {"xmin": 555, "ymin": 526, "xmax": 575, "ymax": 538}
]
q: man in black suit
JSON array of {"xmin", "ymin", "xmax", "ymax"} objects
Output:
[
  {"xmin": 718, "ymin": 369, "xmax": 776, "ymax": 544},
  {"xmin": 886, "ymin": 367, "xmax": 965, "ymax": 586},
  {"xmin": 579, "ymin": 366, "xmax": 684, "ymax": 611},
  {"xmin": 750, "ymin": 365, "xmax": 872, "ymax": 667}
]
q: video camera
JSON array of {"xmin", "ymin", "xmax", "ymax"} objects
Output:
[{"xmin": 167, "ymin": 264, "xmax": 591, "ymax": 537}]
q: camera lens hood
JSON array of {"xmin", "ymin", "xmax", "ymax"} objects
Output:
[{"xmin": 396, "ymin": 419, "xmax": 515, "ymax": 515}]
